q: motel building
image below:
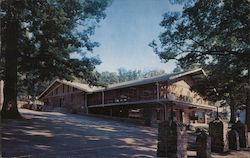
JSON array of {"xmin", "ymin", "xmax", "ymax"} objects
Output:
[{"xmin": 38, "ymin": 69, "xmax": 216, "ymax": 126}]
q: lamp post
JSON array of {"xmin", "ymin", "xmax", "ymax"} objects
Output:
[
  {"xmin": 214, "ymin": 101, "xmax": 224, "ymax": 120},
  {"xmin": 167, "ymin": 93, "xmax": 176, "ymax": 121}
]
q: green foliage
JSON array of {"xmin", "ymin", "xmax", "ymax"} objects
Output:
[
  {"xmin": 151, "ymin": 0, "xmax": 250, "ymax": 64},
  {"xmin": 151, "ymin": 0, "xmax": 250, "ymax": 100},
  {"xmin": 97, "ymin": 71, "xmax": 119, "ymax": 85},
  {"xmin": 1, "ymin": 0, "xmax": 111, "ymax": 96},
  {"xmin": 152, "ymin": 0, "xmax": 250, "ymax": 122},
  {"xmin": 97, "ymin": 68, "xmax": 166, "ymax": 85},
  {"xmin": 117, "ymin": 68, "xmax": 142, "ymax": 82}
]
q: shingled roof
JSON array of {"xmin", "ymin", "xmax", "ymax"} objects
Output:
[
  {"xmin": 38, "ymin": 68, "xmax": 206, "ymax": 99},
  {"xmin": 96, "ymin": 68, "xmax": 206, "ymax": 92}
]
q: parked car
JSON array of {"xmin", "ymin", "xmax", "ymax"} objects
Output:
[{"xmin": 21, "ymin": 100, "xmax": 44, "ymax": 111}]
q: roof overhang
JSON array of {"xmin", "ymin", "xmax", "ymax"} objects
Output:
[
  {"xmin": 90, "ymin": 68, "xmax": 207, "ymax": 93},
  {"xmin": 38, "ymin": 79, "xmax": 95, "ymax": 100},
  {"xmin": 38, "ymin": 79, "xmax": 61, "ymax": 100},
  {"xmin": 38, "ymin": 68, "xmax": 208, "ymax": 100},
  {"xmin": 88, "ymin": 98, "xmax": 215, "ymax": 111}
]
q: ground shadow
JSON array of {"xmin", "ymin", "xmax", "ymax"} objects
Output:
[{"xmin": 2, "ymin": 109, "xmax": 157, "ymax": 158}]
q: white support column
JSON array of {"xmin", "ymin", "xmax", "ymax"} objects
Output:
[
  {"xmin": 204, "ymin": 111, "xmax": 208, "ymax": 124},
  {"xmin": 156, "ymin": 82, "xmax": 160, "ymax": 101}
]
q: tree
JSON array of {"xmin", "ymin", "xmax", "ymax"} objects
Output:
[
  {"xmin": 97, "ymin": 71, "xmax": 119, "ymax": 85},
  {"xmin": 143, "ymin": 69, "xmax": 165, "ymax": 78},
  {"xmin": 117, "ymin": 68, "xmax": 142, "ymax": 82},
  {"xmin": 193, "ymin": 56, "xmax": 248, "ymax": 122},
  {"xmin": 1, "ymin": 0, "xmax": 111, "ymax": 118},
  {"xmin": 97, "ymin": 68, "xmax": 165, "ymax": 85},
  {"xmin": 18, "ymin": 74, "xmax": 51, "ymax": 98},
  {"xmin": 150, "ymin": 0, "xmax": 250, "ymax": 125}
]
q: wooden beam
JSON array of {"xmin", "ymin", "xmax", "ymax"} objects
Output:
[
  {"xmin": 43, "ymin": 83, "xmax": 62, "ymax": 99},
  {"xmin": 89, "ymin": 99, "xmax": 159, "ymax": 108},
  {"xmin": 88, "ymin": 98, "xmax": 216, "ymax": 111},
  {"xmin": 156, "ymin": 82, "xmax": 160, "ymax": 101}
]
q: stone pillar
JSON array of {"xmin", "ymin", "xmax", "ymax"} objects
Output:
[
  {"xmin": 196, "ymin": 130, "xmax": 211, "ymax": 158},
  {"xmin": 232, "ymin": 121, "xmax": 249, "ymax": 148},
  {"xmin": 157, "ymin": 121, "xmax": 167, "ymax": 157},
  {"xmin": 157, "ymin": 120, "xmax": 187, "ymax": 158},
  {"xmin": 228, "ymin": 129, "xmax": 240, "ymax": 150},
  {"xmin": 209, "ymin": 119, "xmax": 229, "ymax": 153}
]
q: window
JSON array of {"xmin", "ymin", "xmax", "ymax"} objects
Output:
[
  {"xmin": 67, "ymin": 85, "xmax": 70, "ymax": 92},
  {"xmin": 55, "ymin": 88, "xmax": 58, "ymax": 95},
  {"xmin": 62, "ymin": 85, "xmax": 64, "ymax": 93},
  {"xmin": 196, "ymin": 111, "xmax": 205, "ymax": 123}
]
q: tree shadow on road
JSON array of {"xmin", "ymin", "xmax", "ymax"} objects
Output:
[{"xmin": 2, "ymin": 110, "xmax": 157, "ymax": 158}]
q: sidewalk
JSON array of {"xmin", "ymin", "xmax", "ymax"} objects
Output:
[
  {"xmin": 188, "ymin": 132, "xmax": 250, "ymax": 158},
  {"xmin": 187, "ymin": 148, "xmax": 250, "ymax": 158},
  {"xmin": 212, "ymin": 149, "xmax": 250, "ymax": 158},
  {"xmin": 213, "ymin": 132, "xmax": 250, "ymax": 158}
]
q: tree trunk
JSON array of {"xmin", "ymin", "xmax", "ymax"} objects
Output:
[
  {"xmin": 246, "ymin": 63, "xmax": 250, "ymax": 131},
  {"xmin": 1, "ymin": 19, "xmax": 21, "ymax": 119},
  {"xmin": 229, "ymin": 99, "xmax": 236, "ymax": 123}
]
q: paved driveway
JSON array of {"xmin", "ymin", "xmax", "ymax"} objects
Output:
[
  {"xmin": 2, "ymin": 109, "xmax": 157, "ymax": 158},
  {"xmin": 2, "ymin": 109, "xmax": 250, "ymax": 158}
]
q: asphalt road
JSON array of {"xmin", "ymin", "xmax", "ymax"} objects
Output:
[
  {"xmin": 2, "ymin": 109, "xmax": 157, "ymax": 158},
  {"xmin": 1, "ymin": 109, "xmax": 250, "ymax": 158}
]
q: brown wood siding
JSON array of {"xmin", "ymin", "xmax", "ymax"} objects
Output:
[
  {"xmin": 165, "ymin": 79, "xmax": 209, "ymax": 105},
  {"xmin": 87, "ymin": 76, "xmax": 211, "ymax": 108},
  {"xmin": 87, "ymin": 83, "xmax": 158, "ymax": 106},
  {"xmin": 87, "ymin": 92, "xmax": 102, "ymax": 105},
  {"xmin": 43, "ymin": 84, "xmax": 86, "ymax": 112}
]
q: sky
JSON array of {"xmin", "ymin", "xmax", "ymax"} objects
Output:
[{"xmin": 90, "ymin": 0, "xmax": 181, "ymax": 73}]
